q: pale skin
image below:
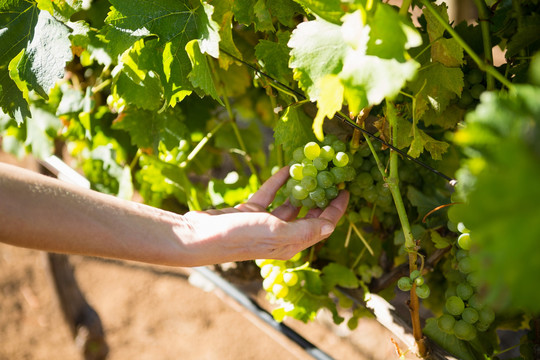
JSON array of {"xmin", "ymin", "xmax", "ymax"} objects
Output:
[{"xmin": 0, "ymin": 162, "xmax": 349, "ymax": 267}]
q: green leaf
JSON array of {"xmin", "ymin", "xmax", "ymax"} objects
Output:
[
  {"xmin": 291, "ymin": 0, "xmax": 344, "ymax": 24},
  {"xmin": 423, "ymin": 3, "xmax": 463, "ymax": 67},
  {"xmin": 266, "ymin": 0, "xmax": 304, "ymax": 27},
  {"xmin": 410, "ymin": 63, "xmax": 463, "ymax": 119},
  {"xmin": 211, "ymin": 0, "xmax": 242, "ymax": 69},
  {"xmin": 506, "ymin": 14, "xmax": 540, "ymax": 59},
  {"xmin": 273, "ymin": 107, "xmax": 315, "ymax": 159},
  {"xmin": 423, "ymin": 318, "xmax": 477, "ymax": 360},
  {"xmin": 186, "ymin": 40, "xmax": 223, "ymax": 105},
  {"xmin": 0, "ymin": 0, "xmax": 37, "ymax": 124},
  {"xmin": 112, "ymin": 107, "xmax": 187, "ymax": 151},
  {"xmin": 408, "ymin": 124, "xmax": 449, "ymax": 160},
  {"xmin": 321, "ymin": 263, "xmax": 359, "ymax": 289},
  {"xmin": 312, "ymin": 74, "xmax": 343, "ymax": 141},
  {"xmin": 455, "ymin": 85, "xmax": 540, "ymax": 312},
  {"xmin": 37, "ymin": 0, "xmax": 82, "ymax": 22},
  {"xmin": 16, "ymin": 10, "xmax": 73, "ymax": 100},
  {"xmin": 288, "ymin": 17, "xmax": 347, "ymax": 100},
  {"xmin": 255, "ymin": 32, "xmax": 293, "ymax": 85},
  {"xmin": 232, "ymin": 0, "xmax": 273, "ymax": 31},
  {"xmin": 105, "ymin": 0, "xmax": 221, "ymax": 105}
]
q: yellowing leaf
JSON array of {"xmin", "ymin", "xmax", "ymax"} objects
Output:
[{"xmin": 313, "ymin": 75, "xmax": 344, "ymax": 141}]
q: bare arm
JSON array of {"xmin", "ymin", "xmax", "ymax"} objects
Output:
[{"xmin": 0, "ymin": 162, "xmax": 348, "ymax": 267}]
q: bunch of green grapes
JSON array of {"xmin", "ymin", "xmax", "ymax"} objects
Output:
[
  {"xmin": 158, "ymin": 139, "xmax": 191, "ymax": 165},
  {"xmin": 346, "ymin": 141, "xmax": 398, "ymax": 228},
  {"xmin": 284, "ymin": 135, "xmax": 356, "ymax": 209},
  {"xmin": 458, "ymin": 68, "xmax": 486, "ymax": 109},
  {"xmin": 397, "ymin": 269, "xmax": 431, "ymax": 299},
  {"xmin": 436, "ymin": 223, "xmax": 495, "ymax": 341},
  {"xmin": 256, "ymin": 254, "xmax": 303, "ymax": 300}
]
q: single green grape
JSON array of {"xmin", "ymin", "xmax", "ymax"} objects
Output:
[
  {"xmin": 260, "ymin": 263, "xmax": 274, "ymax": 278},
  {"xmin": 343, "ymin": 165, "xmax": 356, "ymax": 182},
  {"xmin": 289, "ymin": 195, "xmax": 302, "ymax": 207},
  {"xmin": 355, "ymin": 172, "xmax": 373, "ymax": 188},
  {"xmin": 457, "ymin": 222, "xmax": 470, "ymax": 233},
  {"xmin": 467, "ymin": 294, "xmax": 484, "ymax": 310},
  {"xmin": 291, "ymin": 184, "xmax": 308, "ymax": 200},
  {"xmin": 325, "ymin": 186, "xmax": 339, "ymax": 200},
  {"xmin": 458, "ymin": 257, "xmax": 474, "ymax": 274},
  {"xmin": 332, "ymin": 140, "xmax": 347, "ymax": 152},
  {"xmin": 456, "ymin": 282, "xmax": 474, "ymax": 300},
  {"xmin": 437, "ymin": 314, "xmax": 456, "ymax": 334},
  {"xmin": 316, "ymin": 198, "xmax": 329, "ymax": 209},
  {"xmin": 410, "ymin": 270, "xmax": 421, "ymax": 280},
  {"xmin": 302, "ymin": 197, "xmax": 316, "ymax": 209},
  {"xmin": 309, "ymin": 187, "xmax": 326, "ymax": 202},
  {"xmin": 467, "ymin": 272, "xmax": 482, "ymax": 288},
  {"xmin": 466, "ymin": 69, "xmax": 483, "ymax": 84},
  {"xmin": 462, "ymin": 307, "xmax": 479, "ymax": 324},
  {"xmin": 286, "ymin": 178, "xmax": 299, "ymax": 193},
  {"xmin": 302, "ymin": 164, "xmax": 318, "ymax": 178},
  {"xmin": 455, "ymin": 249, "xmax": 468, "ymax": 261},
  {"xmin": 454, "ymin": 320, "xmax": 477, "ymax": 341},
  {"xmin": 478, "ymin": 308, "xmax": 495, "ymax": 325},
  {"xmin": 470, "ymin": 84, "xmax": 485, "ymax": 99},
  {"xmin": 304, "ymin": 141, "xmax": 321, "ymax": 160},
  {"xmin": 415, "ymin": 276, "xmax": 425, "ymax": 286},
  {"xmin": 333, "ymin": 152, "xmax": 349, "ymax": 167},
  {"xmin": 272, "ymin": 283, "xmax": 289, "ymax": 298},
  {"xmin": 446, "ymin": 296, "xmax": 465, "ymax": 316},
  {"xmin": 331, "ymin": 167, "xmax": 347, "ymax": 183},
  {"xmin": 397, "ymin": 276, "xmax": 413, "ymax": 291},
  {"xmin": 416, "ymin": 284, "xmax": 431, "ymax": 299},
  {"xmin": 317, "ymin": 171, "xmax": 334, "ymax": 188},
  {"xmin": 322, "ymin": 134, "xmax": 338, "ymax": 146},
  {"xmin": 301, "ymin": 176, "xmax": 317, "ymax": 192},
  {"xmin": 283, "ymin": 272, "xmax": 298, "ymax": 286},
  {"xmin": 289, "ymin": 163, "xmax": 304, "ymax": 180},
  {"xmin": 319, "ymin": 145, "xmax": 335, "ymax": 161},
  {"xmin": 458, "ymin": 233, "xmax": 472, "ymax": 250},
  {"xmin": 313, "ymin": 157, "xmax": 328, "ymax": 171}
]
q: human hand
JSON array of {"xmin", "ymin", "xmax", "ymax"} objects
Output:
[{"xmin": 181, "ymin": 167, "xmax": 349, "ymax": 265}]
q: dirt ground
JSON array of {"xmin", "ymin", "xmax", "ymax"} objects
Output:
[{"xmin": 0, "ymin": 152, "xmax": 420, "ymax": 360}]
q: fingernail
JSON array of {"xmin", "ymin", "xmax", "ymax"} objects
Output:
[{"xmin": 321, "ymin": 223, "xmax": 334, "ymax": 237}]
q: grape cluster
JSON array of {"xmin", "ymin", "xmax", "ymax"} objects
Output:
[
  {"xmin": 397, "ymin": 269, "xmax": 431, "ymax": 299},
  {"xmin": 284, "ymin": 135, "xmax": 356, "ymax": 209},
  {"xmin": 256, "ymin": 255, "xmax": 302, "ymax": 300},
  {"xmin": 458, "ymin": 68, "xmax": 485, "ymax": 109},
  {"xmin": 436, "ymin": 223, "xmax": 495, "ymax": 341},
  {"xmin": 346, "ymin": 141, "xmax": 398, "ymax": 228}
]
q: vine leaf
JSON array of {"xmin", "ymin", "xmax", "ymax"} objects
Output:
[
  {"xmin": 0, "ymin": 1, "xmax": 36, "ymax": 124},
  {"xmin": 186, "ymin": 40, "xmax": 223, "ymax": 105},
  {"xmin": 255, "ymin": 32, "xmax": 293, "ymax": 85},
  {"xmin": 312, "ymin": 74, "xmax": 343, "ymax": 141},
  {"xmin": 112, "ymin": 108, "xmax": 187, "ymax": 151},
  {"xmin": 289, "ymin": 5, "xmax": 420, "ymax": 117},
  {"xmin": 291, "ymin": 0, "xmax": 343, "ymax": 24},
  {"xmin": 105, "ymin": 0, "xmax": 220, "ymax": 105},
  {"xmin": 274, "ymin": 107, "xmax": 315, "ymax": 158},
  {"xmin": 232, "ymin": 0, "xmax": 273, "ymax": 31}
]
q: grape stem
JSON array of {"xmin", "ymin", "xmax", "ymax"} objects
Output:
[
  {"xmin": 386, "ymin": 102, "xmax": 427, "ymax": 357},
  {"xmin": 350, "ymin": 106, "xmax": 372, "ymax": 154},
  {"xmin": 472, "ymin": 0, "xmax": 495, "ymax": 90}
]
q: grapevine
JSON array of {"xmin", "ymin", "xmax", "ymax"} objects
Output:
[{"xmin": 2, "ymin": 0, "xmax": 540, "ymax": 359}]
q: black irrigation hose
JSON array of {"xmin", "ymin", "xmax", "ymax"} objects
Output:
[
  {"xmin": 220, "ymin": 49, "xmax": 457, "ymax": 185},
  {"xmin": 193, "ymin": 266, "xmax": 334, "ymax": 360}
]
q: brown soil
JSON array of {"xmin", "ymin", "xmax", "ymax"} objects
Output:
[{"xmin": 0, "ymin": 152, "xmax": 420, "ymax": 360}]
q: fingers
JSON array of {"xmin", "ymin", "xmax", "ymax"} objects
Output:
[
  {"xmin": 245, "ymin": 166, "xmax": 290, "ymax": 209},
  {"xmin": 318, "ymin": 190, "xmax": 350, "ymax": 226},
  {"xmin": 271, "ymin": 199, "xmax": 301, "ymax": 221}
]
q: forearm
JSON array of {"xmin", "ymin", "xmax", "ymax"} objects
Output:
[{"xmin": 0, "ymin": 163, "xmax": 192, "ymax": 266}]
